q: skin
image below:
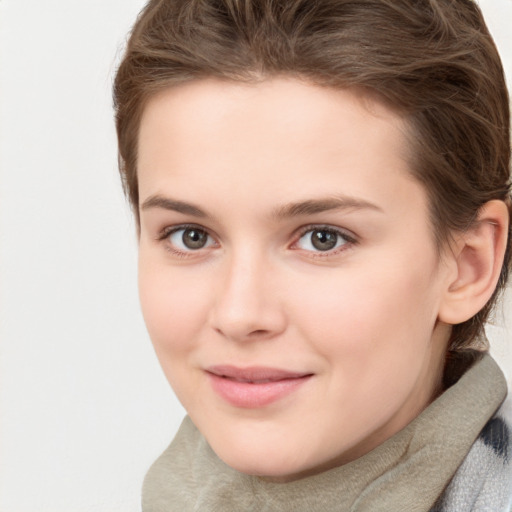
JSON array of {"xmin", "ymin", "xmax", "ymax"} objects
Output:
[{"xmin": 136, "ymin": 77, "xmax": 456, "ymax": 481}]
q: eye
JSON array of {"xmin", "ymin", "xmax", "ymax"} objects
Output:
[
  {"xmin": 165, "ymin": 226, "xmax": 216, "ymax": 252},
  {"xmin": 295, "ymin": 227, "xmax": 353, "ymax": 252}
]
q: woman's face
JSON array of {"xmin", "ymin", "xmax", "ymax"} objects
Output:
[{"xmin": 137, "ymin": 78, "xmax": 454, "ymax": 481}]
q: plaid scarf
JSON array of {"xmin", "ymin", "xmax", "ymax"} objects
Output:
[{"xmin": 431, "ymin": 399, "xmax": 512, "ymax": 512}]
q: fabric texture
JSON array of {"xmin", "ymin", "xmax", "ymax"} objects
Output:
[
  {"xmin": 430, "ymin": 398, "xmax": 512, "ymax": 511},
  {"xmin": 142, "ymin": 354, "xmax": 511, "ymax": 512}
]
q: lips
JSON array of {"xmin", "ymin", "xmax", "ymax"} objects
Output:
[{"xmin": 206, "ymin": 365, "xmax": 313, "ymax": 408}]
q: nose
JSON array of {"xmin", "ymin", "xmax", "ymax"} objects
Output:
[{"xmin": 208, "ymin": 248, "xmax": 287, "ymax": 342}]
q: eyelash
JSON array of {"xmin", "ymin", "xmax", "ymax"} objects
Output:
[
  {"xmin": 157, "ymin": 224, "xmax": 217, "ymax": 258},
  {"xmin": 156, "ymin": 223, "xmax": 358, "ymax": 258},
  {"xmin": 292, "ymin": 225, "xmax": 358, "ymax": 257}
]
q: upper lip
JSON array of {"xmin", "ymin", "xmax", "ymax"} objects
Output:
[{"xmin": 206, "ymin": 365, "xmax": 313, "ymax": 383}]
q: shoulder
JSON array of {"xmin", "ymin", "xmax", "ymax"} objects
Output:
[{"xmin": 431, "ymin": 398, "xmax": 512, "ymax": 512}]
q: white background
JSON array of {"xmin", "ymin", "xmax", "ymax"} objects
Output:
[{"xmin": 0, "ymin": 1, "xmax": 511, "ymax": 511}]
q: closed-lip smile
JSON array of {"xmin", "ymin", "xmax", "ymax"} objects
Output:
[{"xmin": 205, "ymin": 365, "xmax": 313, "ymax": 408}]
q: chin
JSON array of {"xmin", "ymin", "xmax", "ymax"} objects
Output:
[
  {"xmin": 220, "ymin": 453, "xmax": 304, "ymax": 480},
  {"xmin": 207, "ymin": 433, "xmax": 316, "ymax": 481}
]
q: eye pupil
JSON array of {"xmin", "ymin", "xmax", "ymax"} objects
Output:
[
  {"xmin": 311, "ymin": 230, "xmax": 338, "ymax": 251},
  {"xmin": 182, "ymin": 228, "xmax": 207, "ymax": 249}
]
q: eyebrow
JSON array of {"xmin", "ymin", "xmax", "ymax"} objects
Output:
[
  {"xmin": 141, "ymin": 195, "xmax": 208, "ymax": 217},
  {"xmin": 140, "ymin": 194, "xmax": 383, "ymax": 219},
  {"xmin": 272, "ymin": 196, "xmax": 383, "ymax": 219}
]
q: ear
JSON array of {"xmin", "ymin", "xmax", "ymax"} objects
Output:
[{"xmin": 438, "ymin": 200, "xmax": 509, "ymax": 325}]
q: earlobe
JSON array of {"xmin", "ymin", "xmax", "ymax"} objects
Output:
[{"xmin": 438, "ymin": 200, "xmax": 509, "ymax": 325}]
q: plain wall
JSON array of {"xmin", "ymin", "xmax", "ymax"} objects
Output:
[{"xmin": 0, "ymin": 1, "xmax": 511, "ymax": 511}]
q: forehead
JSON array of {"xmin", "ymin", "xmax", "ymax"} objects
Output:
[
  {"xmin": 137, "ymin": 77, "xmax": 424, "ymax": 222},
  {"xmin": 138, "ymin": 77, "xmax": 407, "ymax": 159}
]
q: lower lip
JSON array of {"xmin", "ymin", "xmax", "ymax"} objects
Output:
[{"xmin": 207, "ymin": 373, "xmax": 312, "ymax": 408}]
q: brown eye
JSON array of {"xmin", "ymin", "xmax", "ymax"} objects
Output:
[
  {"xmin": 296, "ymin": 227, "xmax": 351, "ymax": 252},
  {"xmin": 182, "ymin": 228, "xmax": 208, "ymax": 249},
  {"xmin": 311, "ymin": 230, "xmax": 338, "ymax": 251},
  {"xmin": 167, "ymin": 227, "xmax": 215, "ymax": 251}
]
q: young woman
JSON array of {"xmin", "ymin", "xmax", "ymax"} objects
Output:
[{"xmin": 113, "ymin": 0, "xmax": 512, "ymax": 510}]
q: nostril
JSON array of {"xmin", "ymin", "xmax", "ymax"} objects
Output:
[
  {"xmin": 248, "ymin": 329, "xmax": 269, "ymax": 337},
  {"xmin": 214, "ymin": 325, "xmax": 274, "ymax": 341}
]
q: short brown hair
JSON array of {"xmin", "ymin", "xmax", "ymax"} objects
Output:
[{"xmin": 114, "ymin": 0, "xmax": 511, "ymax": 351}]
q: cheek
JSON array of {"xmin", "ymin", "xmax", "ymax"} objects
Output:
[
  {"xmin": 138, "ymin": 259, "xmax": 207, "ymax": 353},
  {"xmin": 289, "ymin": 264, "xmax": 444, "ymax": 436},
  {"xmin": 138, "ymin": 260, "xmax": 212, "ymax": 404},
  {"xmin": 291, "ymin": 260, "xmax": 441, "ymax": 368}
]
